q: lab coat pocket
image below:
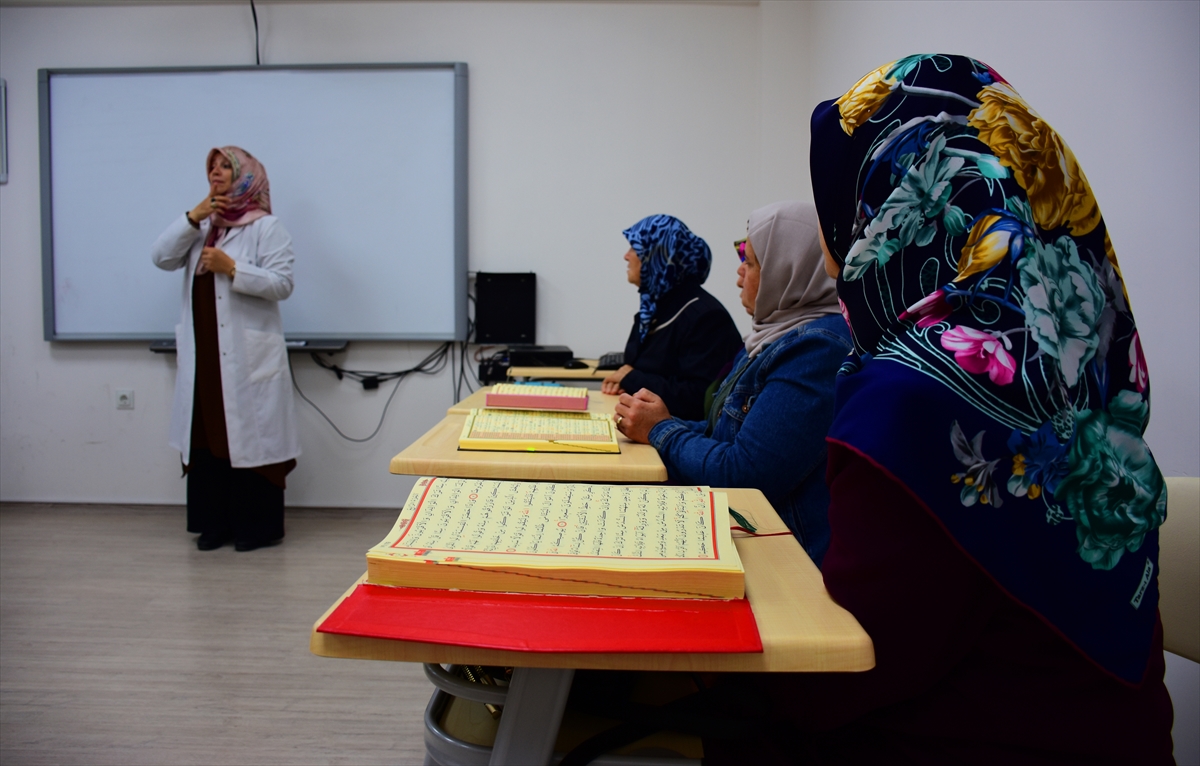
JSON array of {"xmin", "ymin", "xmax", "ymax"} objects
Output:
[{"xmin": 243, "ymin": 328, "xmax": 287, "ymax": 384}]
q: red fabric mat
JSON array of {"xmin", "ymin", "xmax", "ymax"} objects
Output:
[{"xmin": 318, "ymin": 584, "xmax": 762, "ymax": 654}]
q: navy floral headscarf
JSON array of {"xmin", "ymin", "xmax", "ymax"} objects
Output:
[
  {"xmin": 623, "ymin": 215, "xmax": 713, "ymax": 340},
  {"xmin": 811, "ymin": 55, "xmax": 1165, "ymax": 684}
]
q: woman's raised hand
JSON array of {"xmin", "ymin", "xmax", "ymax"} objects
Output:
[
  {"xmin": 613, "ymin": 388, "xmax": 671, "ymax": 444},
  {"xmin": 188, "ymin": 193, "xmax": 232, "ymax": 224}
]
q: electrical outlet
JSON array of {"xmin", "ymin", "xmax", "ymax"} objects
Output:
[{"xmin": 115, "ymin": 389, "xmax": 135, "ymax": 410}]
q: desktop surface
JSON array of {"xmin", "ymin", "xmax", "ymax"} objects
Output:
[
  {"xmin": 508, "ymin": 360, "xmax": 608, "ymax": 381},
  {"xmin": 311, "ymin": 488, "xmax": 874, "ymax": 673},
  {"xmin": 390, "ymin": 412, "xmax": 667, "ymax": 482}
]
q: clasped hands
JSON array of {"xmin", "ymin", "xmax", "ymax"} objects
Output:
[
  {"xmin": 195, "ymin": 246, "xmax": 236, "ymax": 277},
  {"xmin": 188, "ymin": 193, "xmax": 237, "ymax": 277},
  {"xmin": 612, "ymin": 388, "xmax": 671, "ymax": 444},
  {"xmin": 600, "ymin": 364, "xmax": 634, "ymax": 396}
]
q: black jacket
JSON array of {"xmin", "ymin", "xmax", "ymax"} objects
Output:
[{"xmin": 622, "ymin": 282, "xmax": 742, "ymax": 421}]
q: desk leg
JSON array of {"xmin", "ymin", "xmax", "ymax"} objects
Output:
[{"xmin": 489, "ymin": 667, "xmax": 574, "ymax": 766}]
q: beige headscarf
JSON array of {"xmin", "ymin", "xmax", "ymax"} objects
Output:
[{"xmin": 743, "ymin": 201, "xmax": 841, "ymax": 358}]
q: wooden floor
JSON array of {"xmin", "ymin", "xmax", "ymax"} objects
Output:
[
  {"xmin": 5, "ymin": 502, "xmax": 1197, "ymax": 765},
  {"xmin": 0, "ymin": 503, "xmax": 430, "ymax": 765}
]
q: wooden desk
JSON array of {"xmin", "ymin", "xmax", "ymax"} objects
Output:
[
  {"xmin": 312, "ymin": 488, "xmax": 872, "ymax": 673},
  {"xmin": 508, "ymin": 360, "xmax": 609, "ymax": 381},
  {"xmin": 448, "ymin": 387, "xmax": 621, "ymax": 416},
  {"xmin": 390, "ymin": 413, "xmax": 667, "ymax": 482},
  {"xmin": 311, "ymin": 489, "xmax": 872, "ymax": 764}
]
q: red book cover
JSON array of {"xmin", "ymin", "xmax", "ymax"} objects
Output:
[{"xmin": 318, "ymin": 584, "xmax": 762, "ymax": 654}]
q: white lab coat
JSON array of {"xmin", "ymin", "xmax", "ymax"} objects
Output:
[{"xmin": 152, "ymin": 214, "xmax": 301, "ymax": 468}]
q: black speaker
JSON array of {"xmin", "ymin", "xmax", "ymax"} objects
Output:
[{"xmin": 474, "ymin": 272, "xmax": 536, "ymax": 344}]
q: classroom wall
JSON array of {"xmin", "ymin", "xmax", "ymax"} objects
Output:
[
  {"xmin": 0, "ymin": 0, "xmax": 768, "ymax": 507},
  {"xmin": 0, "ymin": 0, "xmax": 1196, "ymax": 513},
  {"xmin": 1, "ymin": 2, "xmax": 1196, "ymax": 756}
]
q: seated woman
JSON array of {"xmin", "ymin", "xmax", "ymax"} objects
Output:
[
  {"xmin": 702, "ymin": 55, "xmax": 1173, "ymax": 764},
  {"xmin": 600, "ymin": 215, "xmax": 742, "ymax": 421},
  {"xmin": 613, "ymin": 201, "xmax": 850, "ymax": 566}
]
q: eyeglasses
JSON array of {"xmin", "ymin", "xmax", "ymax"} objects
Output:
[{"xmin": 733, "ymin": 238, "xmax": 747, "ymax": 263}]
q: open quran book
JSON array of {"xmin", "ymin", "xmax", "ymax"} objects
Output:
[
  {"xmin": 485, "ymin": 383, "xmax": 589, "ymax": 411},
  {"xmin": 367, "ymin": 477, "xmax": 745, "ymax": 599},
  {"xmin": 458, "ymin": 408, "xmax": 620, "ymax": 453}
]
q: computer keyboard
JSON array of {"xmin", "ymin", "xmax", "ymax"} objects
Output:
[{"xmin": 596, "ymin": 352, "xmax": 625, "ymax": 370}]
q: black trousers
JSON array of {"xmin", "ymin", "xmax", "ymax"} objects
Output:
[{"xmin": 186, "ymin": 448, "xmax": 285, "ymax": 543}]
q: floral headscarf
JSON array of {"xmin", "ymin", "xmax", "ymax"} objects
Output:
[
  {"xmin": 206, "ymin": 146, "xmax": 271, "ymax": 228},
  {"xmin": 623, "ymin": 215, "xmax": 712, "ymax": 340},
  {"xmin": 811, "ymin": 55, "xmax": 1164, "ymax": 684}
]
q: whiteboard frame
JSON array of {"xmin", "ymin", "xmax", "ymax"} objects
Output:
[{"xmin": 39, "ymin": 63, "xmax": 469, "ymax": 342}]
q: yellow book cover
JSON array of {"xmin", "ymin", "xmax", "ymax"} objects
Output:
[
  {"xmin": 458, "ymin": 408, "xmax": 620, "ymax": 454},
  {"xmin": 367, "ymin": 477, "xmax": 744, "ymax": 599}
]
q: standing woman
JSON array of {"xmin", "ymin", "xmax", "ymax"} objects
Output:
[
  {"xmin": 152, "ymin": 146, "xmax": 300, "ymax": 552},
  {"xmin": 613, "ymin": 202, "xmax": 850, "ymax": 566},
  {"xmin": 601, "ymin": 215, "xmax": 742, "ymax": 421}
]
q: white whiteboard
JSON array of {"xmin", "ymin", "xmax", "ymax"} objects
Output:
[{"xmin": 40, "ymin": 64, "xmax": 468, "ymax": 341}]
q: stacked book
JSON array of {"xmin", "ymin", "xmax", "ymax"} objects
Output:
[
  {"xmin": 458, "ymin": 409, "xmax": 619, "ymax": 454},
  {"xmin": 367, "ymin": 477, "xmax": 745, "ymax": 600},
  {"xmin": 484, "ymin": 383, "xmax": 589, "ymax": 411}
]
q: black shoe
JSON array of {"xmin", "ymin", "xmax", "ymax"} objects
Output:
[
  {"xmin": 196, "ymin": 532, "xmax": 231, "ymax": 551},
  {"xmin": 234, "ymin": 537, "xmax": 282, "ymax": 552}
]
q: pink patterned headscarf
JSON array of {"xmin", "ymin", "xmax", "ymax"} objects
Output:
[{"xmin": 207, "ymin": 146, "xmax": 270, "ymax": 228}]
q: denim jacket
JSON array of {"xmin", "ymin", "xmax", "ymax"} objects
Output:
[{"xmin": 647, "ymin": 314, "xmax": 852, "ymax": 567}]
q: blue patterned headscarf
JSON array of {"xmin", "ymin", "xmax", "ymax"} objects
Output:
[
  {"xmin": 623, "ymin": 215, "xmax": 712, "ymax": 340},
  {"xmin": 812, "ymin": 55, "xmax": 1164, "ymax": 684}
]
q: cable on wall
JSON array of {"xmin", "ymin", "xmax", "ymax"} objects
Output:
[
  {"xmin": 250, "ymin": 0, "xmax": 261, "ymax": 65},
  {"xmin": 288, "ymin": 285, "xmax": 481, "ymax": 442},
  {"xmin": 453, "ymin": 293, "xmax": 481, "ymax": 401},
  {"xmin": 290, "ymin": 343, "xmax": 452, "ymax": 442}
]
